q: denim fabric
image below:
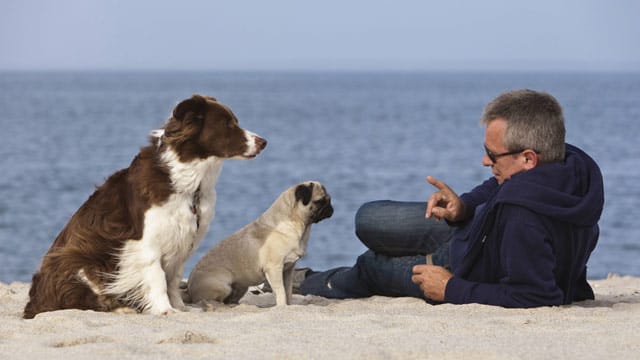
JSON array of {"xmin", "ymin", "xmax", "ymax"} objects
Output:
[
  {"xmin": 300, "ymin": 200, "xmax": 453, "ymax": 300},
  {"xmin": 300, "ymin": 251, "xmax": 428, "ymax": 299},
  {"xmin": 355, "ymin": 201, "xmax": 452, "ymax": 259}
]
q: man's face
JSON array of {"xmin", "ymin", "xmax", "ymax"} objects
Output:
[{"xmin": 482, "ymin": 118, "xmax": 529, "ymax": 185}]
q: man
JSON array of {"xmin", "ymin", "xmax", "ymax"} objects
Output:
[{"xmin": 298, "ymin": 89, "xmax": 604, "ymax": 308}]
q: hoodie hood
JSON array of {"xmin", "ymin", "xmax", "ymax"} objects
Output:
[{"xmin": 496, "ymin": 144, "xmax": 604, "ymax": 227}]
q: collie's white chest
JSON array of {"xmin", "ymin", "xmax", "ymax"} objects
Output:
[
  {"xmin": 105, "ymin": 155, "xmax": 222, "ymax": 310},
  {"xmin": 145, "ymin": 152, "xmax": 222, "ymax": 264},
  {"xmin": 144, "ymin": 189, "xmax": 215, "ymax": 260},
  {"xmin": 116, "ymin": 153, "xmax": 222, "ymax": 278}
]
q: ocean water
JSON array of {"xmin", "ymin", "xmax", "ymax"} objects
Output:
[{"xmin": 1, "ymin": 71, "xmax": 638, "ymax": 283}]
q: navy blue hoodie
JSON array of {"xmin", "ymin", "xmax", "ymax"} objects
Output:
[{"xmin": 444, "ymin": 144, "xmax": 604, "ymax": 307}]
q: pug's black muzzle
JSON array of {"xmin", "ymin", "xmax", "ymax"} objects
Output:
[{"xmin": 312, "ymin": 199, "xmax": 334, "ymax": 223}]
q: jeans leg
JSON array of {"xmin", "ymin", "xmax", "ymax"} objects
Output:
[
  {"xmin": 355, "ymin": 200, "xmax": 452, "ymax": 259},
  {"xmin": 300, "ymin": 250, "xmax": 427, "ymax": 300},
  {"xmin": 432, "ymin": 239, "xmax": 451, "ymax": 268}
]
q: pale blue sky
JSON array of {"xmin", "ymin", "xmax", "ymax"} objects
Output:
[{"xmin": 1, "ymin": 0, "xmax": 639, "ymax": 71}]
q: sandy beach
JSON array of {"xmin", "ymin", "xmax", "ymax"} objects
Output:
[{"xmin": 1, "ymin": 275, "xmax": 638, "ymax": 359}]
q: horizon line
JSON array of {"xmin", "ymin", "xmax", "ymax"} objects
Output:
[{"xmin": 1, "ymin": 67, "xmax": 639, "ymax": 74}]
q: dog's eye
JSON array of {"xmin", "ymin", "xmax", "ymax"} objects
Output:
[
  {"xmin": 313, "ymin": 199, "xmax": 327, "ymax": 206},
  {"xmin": 227, "ymin": 118, "xmax": 239, "ymax": 129}
]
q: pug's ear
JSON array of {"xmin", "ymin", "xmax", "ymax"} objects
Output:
[{"xmin": 295, "ymin": 183, "xmax": 313, "ymax": 205}]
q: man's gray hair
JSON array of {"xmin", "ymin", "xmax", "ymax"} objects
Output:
[{"xmin": 481, "ymin": 89, "xmax": 566, "ymax": 163}]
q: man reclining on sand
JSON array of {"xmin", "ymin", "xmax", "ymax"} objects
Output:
[{"xmin": 290, "ymin": 89, "xmax": 604, "ymax": 308}]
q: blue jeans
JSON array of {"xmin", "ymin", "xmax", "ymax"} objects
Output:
[{"xmin": 300, "ymin": 200, "xmax": 453, "ymax": 300}]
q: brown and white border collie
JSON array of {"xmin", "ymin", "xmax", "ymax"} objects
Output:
[{"xmin": 23, "ymin": 94, "xmax": 266, "ymax": 318}]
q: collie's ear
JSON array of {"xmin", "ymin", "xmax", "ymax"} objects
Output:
[
  {"xmin": 295, "ymin": 183, "xmax": 314, "ymax": 206},
  {"xmin": 173, "ymin": 94, "xmax": 208, "ymax": 121}
]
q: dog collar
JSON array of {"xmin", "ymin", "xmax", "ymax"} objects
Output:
[{"xmin": 191, "ymin": 187, "xmax": 201, "ymax": 229}]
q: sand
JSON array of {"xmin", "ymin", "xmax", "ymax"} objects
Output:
[{"xmin": 1, "ymin": 275, "xmax": 639, "ymax": 359}]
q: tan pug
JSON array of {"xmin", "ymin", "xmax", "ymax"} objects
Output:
[{"xmin": 187, "ymin": 181, "xmax": 333, "ymax": 306}]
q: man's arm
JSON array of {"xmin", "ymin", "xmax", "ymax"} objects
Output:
[
  {"xmin": 425, "ymin": 176, "xmax": 498, "ymax": 225},
  {"xmin": 411, "ymin": 265, "xmax": 452, "ymax": 302},
  {"xmin": 444, "ymin": 205, "xmax": 564, "ymax": 308},
  {"xmin": 458, "ymin": 177, "xmax": 499, "ymax": 216}
]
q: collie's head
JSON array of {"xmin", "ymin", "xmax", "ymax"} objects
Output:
[{"xmin": 151, "ymin": 95, "xmax": 266, "ymax": 162}]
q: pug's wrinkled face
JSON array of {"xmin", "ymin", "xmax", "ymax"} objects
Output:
[{"xmin": 294, "ymin": 181, "xmax": 333, "ymax": 223}]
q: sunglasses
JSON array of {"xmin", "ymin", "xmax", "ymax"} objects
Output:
[{"xmin": 484, "ymin": 145, "xmax": 526, "ymax": 164}]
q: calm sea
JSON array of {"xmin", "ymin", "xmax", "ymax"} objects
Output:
[{"xmin": 1, "ymin": 71, "xmax": 638, "ymax": 283}]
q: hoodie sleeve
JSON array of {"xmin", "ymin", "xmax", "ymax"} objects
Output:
[
  {"xmin": 444, "ymin": 204, "xmax": 564, "ymax": 307},
  {"xmin": 452, "ymin": 177, "xmax": 498, "ymax": 226}
]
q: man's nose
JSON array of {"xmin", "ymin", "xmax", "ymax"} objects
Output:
[{"xmin": 482, "ymin": 153, "xmax": 493, "ymax": 167}]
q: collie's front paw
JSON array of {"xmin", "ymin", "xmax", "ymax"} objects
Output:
[
  {"xmin": 161, "ymin": 308, "xmax": 178, "ymax": 315},
  {"xmin": 150, "ymin": 306, "xmax": 177, "ymax": 316}
]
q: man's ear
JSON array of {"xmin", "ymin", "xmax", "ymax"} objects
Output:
[{"xmin": 522, "ymin": 149, "xmax": 539, "ymax": 169}]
